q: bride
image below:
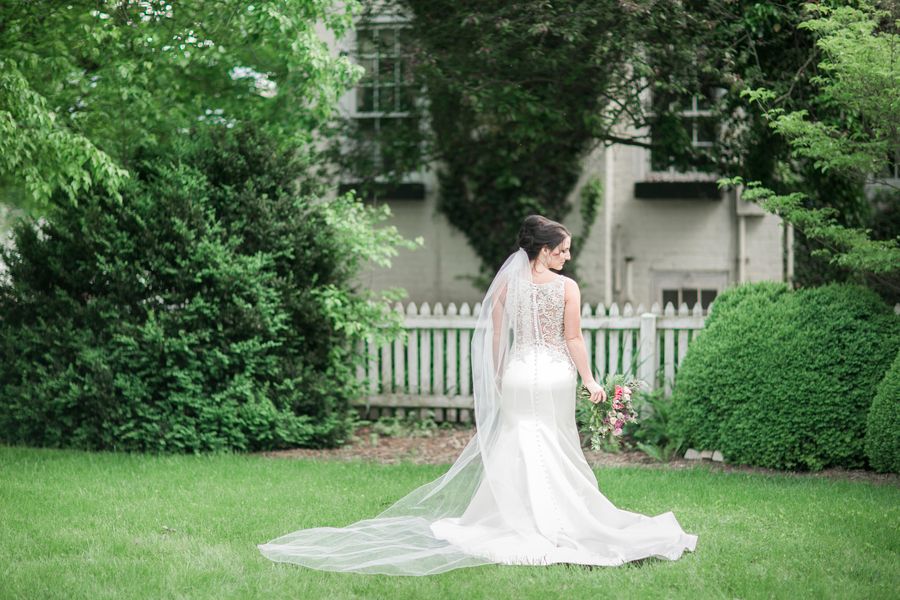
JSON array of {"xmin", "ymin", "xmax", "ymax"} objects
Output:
[{"xmin": 258, "ymin": 214, "xmax": 698, "ymax": 575}]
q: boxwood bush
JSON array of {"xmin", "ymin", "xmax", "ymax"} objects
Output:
[
  {"xmin": 0, "ymin": 126, "xmax": 412, "ymax": 453},
  {"xmin": 865, "ymin": 350, "xmax": 900, "ymax": 473},
  {"xmin": 669, "ymin": 281, "xmax": 899, "ymax": 471}
]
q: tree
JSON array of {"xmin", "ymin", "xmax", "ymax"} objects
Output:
[
  {"xmin": 333, "ymin": 0, "xmax": 714, "ymax": 280},
  {"xmin": 720, "ymin": 1, "xmax": 900, "ymax": 300},
  {"xmin": 0, "ymin": 124, "xmax": 418, "ymax": 452},
  {"xmin": 0, "ymin": 2, "xmax": 426, "ymax": 451},
  {"xmin": 0, "ymin": 1, "xmax": 360, "ymax": 211}
]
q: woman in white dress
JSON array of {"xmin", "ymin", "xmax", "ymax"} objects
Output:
[{"xmin": 258, "ymin": 215, "xmax": 698, "ymax": 575}]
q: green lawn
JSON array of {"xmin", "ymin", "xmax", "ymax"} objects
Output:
[{"xmin": 1, "ymin": 445, "xmax": 897, "ymax": 600}]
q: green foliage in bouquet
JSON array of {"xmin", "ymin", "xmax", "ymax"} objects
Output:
[
  {"xmin": 0, "ymin": 125, "xmax": 417, "ymax": 453},
  {"xmin": 865, "ymin": 350, "xmax": 900, "ymax": 473},
  {"xmin": 576, "ymin": 373, "xmax": 642, "ymax": 451},
  {"xmin": 669, "ymin": 281, "xmax": 899, "ymax": 471}
]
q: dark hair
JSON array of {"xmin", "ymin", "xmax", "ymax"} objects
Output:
[{"xmin": 516, "ymin": 214, "xmax": 571, "ymax": 261}]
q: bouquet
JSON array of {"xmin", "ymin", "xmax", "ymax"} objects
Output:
[{"xmin": 577, "ymin": 373, "xmax": 645, "ymax": 450}]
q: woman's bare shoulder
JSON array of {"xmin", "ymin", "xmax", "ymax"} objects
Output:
[{"xmin": 561, "ymin": 275, "xmax": 580, "ymax": 299}]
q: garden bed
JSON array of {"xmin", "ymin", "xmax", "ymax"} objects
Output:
[{"xmin": 257, "ymin": 426, "xmax": 900, "ymax": 487}]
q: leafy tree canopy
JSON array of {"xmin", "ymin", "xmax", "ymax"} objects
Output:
[
  {"xmin": 0, "ymin": 0, "xmax": 361, "ymax": 211},
  {"xmin": 721, "ymin": 1, "xmax": 900, "ymax": 291}
]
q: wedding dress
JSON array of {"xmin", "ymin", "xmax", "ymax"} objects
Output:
[{"xmin": 257, "ymin": 248, "xmax": 697, "ymax": 575}]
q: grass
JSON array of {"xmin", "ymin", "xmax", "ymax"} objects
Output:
[{"xmin": 1, "ymin": 445, "xmax": 898, "ymax": 600}]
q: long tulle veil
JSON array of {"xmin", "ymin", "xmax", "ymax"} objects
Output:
[{"xmin": 258, "ymin": 248, "xmax": 538, "ymax": 575}]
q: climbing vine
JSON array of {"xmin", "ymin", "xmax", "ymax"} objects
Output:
[{"xmin": 333, "ymin": 0, "xmax": 708, "ymax": 281}]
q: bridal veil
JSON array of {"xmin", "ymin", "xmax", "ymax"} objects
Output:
[{"xmin": 257, "ymin": 248, "xmax": 543, "ymax": 575}]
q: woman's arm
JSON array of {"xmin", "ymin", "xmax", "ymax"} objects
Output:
[{"xmin": 563, "ymin": 278, "xmax": 607, "ymax": 403}]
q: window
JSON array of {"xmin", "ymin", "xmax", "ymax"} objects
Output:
[
  {"xmin": 648, "ymin": 85, "xmax": 725, "ymax": 176},
  {"xmin": 653, "ymin": 270, "xmax": 727, "ymax": 313},
  {"xmin": 661, "ymin": 287, "xmax": 718, "ymax": 311},
  {"xmin": 353, "ymin": 22, "xmax": 417, "ymax": 174},
  {"xmin": 881, "ymin": 147, "xmax": 900, "ymax": 180},
  {"xmin": 355, "ymin": 24, "xmax": 414, "ymax": 114}
]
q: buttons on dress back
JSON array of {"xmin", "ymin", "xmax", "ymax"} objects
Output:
[{"xmin": 512, "ymin": 278, "xmax": 575, "ymax": 371}]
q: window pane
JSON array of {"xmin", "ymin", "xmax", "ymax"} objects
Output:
[
  {"xmin": 378, "ymin": 28, "xmax": 396, "ymax": 53},
  {"xmin": 662, "ymin": 289, "xmax": 679, "ymax": 309},
  {"xmin": 697, "ymin": 85, "xmax": 724, "ymax": 111},
  {"xmin": 357, "ymin": 29, "xmax": 375, "ymax": 54},
  {"xmin": 651, "ymin": 89, "xmax": 674, "ymax": 113},
  {"xmin": 351, "ymin": 23, "xmax": 420, "ymax": 176},
  {"xmin": 355, "ymin": 118, "xmax": 378, "ymax": 168},
  {"xmin": 682, "ymin": 288, "xmax": 698, "ymax": 308},
  {"xmin": 650, "ymin": 125, "xmax": 672, "ymax": 171},
  {"xmin": 356, "ymin": 117, "xmax": 376, "ymax": 137},
  {"xmin": 696, "ymin": 90, "xmax": 711, "ymax": 111},
  {"xmin": 376, "ymin": 85, "xmax": 394, "ymax": 112},
  {"xmin": 399, "ymin": 57, "xmax": 414, "ymax": 85},
  {"xmin": 379, "ymin": 118, "xmax": 398, "ymax": 172},
  {"xmin": 398, "ymin": 85, "xmax": 415, "ymax": 111},
  {"xmin": 356, "ymin": 118, "xmax": 377, "ymax": 150},
  {"xmin": 358, "ymin": 58, "xmax": 374, "ymax": 83},
  {"xmin": 379, "ymin": 116, "xmax": 399, "ymax": 133},
  {"xmin": 695, "ymin": 117, "xmax": 717, "ymax": 144},
  {"xmin": 357, "ymin": 86, "xmax": 374, "ymax": 112},
  {"xmin": 379, "ymin": 58, "xmax": 396, "ymax": 85},
  {"xmin": 398, "ymin": 26, "xmax": 414, "ymax": 48},
  {"xmin": 700, "ymin": 289, "xmax": 717, "ymax": 309},
  {"xmin": 670, "ymin": 94, "xmax": 690, "ymax": 113}
]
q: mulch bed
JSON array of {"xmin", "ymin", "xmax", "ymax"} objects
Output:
[{"xmin": 257, "ymin": 426, "xmax": 900, "ymax": 487}]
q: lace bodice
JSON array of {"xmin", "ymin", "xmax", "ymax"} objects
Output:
[{"xmin": 510, "ymin": 276, "xmax": 574, "ymax": 370}]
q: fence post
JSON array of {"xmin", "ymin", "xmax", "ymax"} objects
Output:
[
  {"xmin": 663, "ymin": 302, "xmax": 676, "ymax": 396},
  {"xmin": 639, "ymin": 311, "xmax": 657, "ymax": 390}
]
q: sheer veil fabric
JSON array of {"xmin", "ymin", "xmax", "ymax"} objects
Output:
[{"xmin": 257, "ymin": 248, "xmax": 698, "ymax": 575}]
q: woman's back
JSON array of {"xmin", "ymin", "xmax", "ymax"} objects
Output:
[{"xmin": 511, "ymin": 276, "xmax": 573, "ymax": 370}]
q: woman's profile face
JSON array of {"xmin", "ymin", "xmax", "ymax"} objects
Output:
[{"xmin": 545, "ymin": 235, "xmax": 571, "ymax": 270}]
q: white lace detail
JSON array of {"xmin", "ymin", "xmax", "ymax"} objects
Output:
[{"xmin": 511, "ymin": 277, "xmax": 575, "ymax": 371}]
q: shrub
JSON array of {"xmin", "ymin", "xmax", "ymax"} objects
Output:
[
  {"xmin": 0, "ymin": 125, "xmax": 413, "ymax": 453},
  {"xmin": 625, "ymin": 385, "xmax": 687, "ymax": 463},
  {"xmin": 865, "ymin": 350, "xmax": 900, "ymax": 473},
  {"xmin": 669, "ymin": 281, "xmax": 899, "ymax": 471}
]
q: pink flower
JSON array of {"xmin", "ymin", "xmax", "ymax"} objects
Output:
[
  {"xmin": 613, "ymin": 402, "xmax": 623, "ymax": 410},
  {"xmin": 615, "ymin": 419, "xmax": 624, "ymax": 428},
  {"xmin": 614, "ymin": 385, "xmax": 623, "ymax": 400},
  {"xmin": 613, "ymin": 428, "xmax": 623, "ymax": 436},
  {"xmin": 623, "ymin": 387, "xmax": 632, "ymax": 399}
]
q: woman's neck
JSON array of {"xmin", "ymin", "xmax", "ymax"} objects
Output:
[{"xmin": 530, "ymin": 261, "xmax": 554, "ymax": 276}]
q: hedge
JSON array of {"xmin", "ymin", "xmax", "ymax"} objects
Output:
[
  {"xmin": 865, "ymin": 350, "xmax": 900, "ymax": 473},
  {"xmin": 669, "ymin": 281, "xmax": 899, "ymax": 471},
  {"xmin": 0, "ymin": 126, "xmax": 398, "ymax": 453}
]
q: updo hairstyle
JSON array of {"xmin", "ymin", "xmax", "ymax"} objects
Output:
[{"xmin": 516, "ymin": 215, "xmax": 571, "ymax": 261}]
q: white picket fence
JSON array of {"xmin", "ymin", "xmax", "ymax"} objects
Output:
[{"xmin": 354, "ymin": 300, "xmax": 708, "ymax": 422}]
